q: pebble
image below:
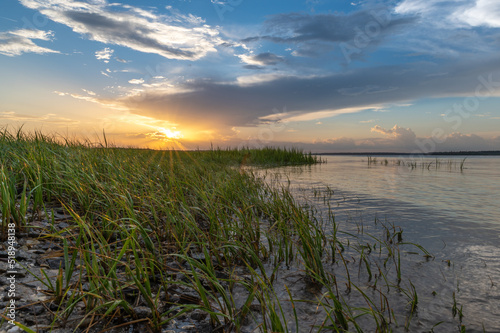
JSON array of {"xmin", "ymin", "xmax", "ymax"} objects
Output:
[
  {"xmin": 58, "ymin": 222, "xmax": 70, "ymax": 229},
  {"xmin": 26, "ymin": 305, "xmax": 45, "ymax": 315},
  {"xmin": 6, "ymin": 326, "xmax": 22, "ymax": 333},
  {"xmin": 134, "ymin": 306, "xmax": 153, "ymax": 318},
  {"xmin": 25, "ymin": 239, "xmax": 40, "ymax": 248},
  {"xmin": 47, "ymin": 258, "xmax": 65, "ymax": 269},
  {"xmin": 190, "ymin": 309, "xmax": 208, "ymax": 321}
]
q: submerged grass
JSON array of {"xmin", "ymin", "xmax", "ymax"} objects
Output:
[
  {"xmin": 1, "ymin": 129, "xmax": 432, "ymax": 332},
  {"xmin": 367, "ymin": 156, "xmax": 468, "ymax": 172}
]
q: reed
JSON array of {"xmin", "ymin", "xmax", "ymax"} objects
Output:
[{"xmin": 366, "ymin": 156, "xmax": 468, "ymax": 172}]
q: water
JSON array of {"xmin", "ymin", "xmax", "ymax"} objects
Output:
[{"xmin": 262, "ymin": 155, "xmax": 500, "ymax": 332}]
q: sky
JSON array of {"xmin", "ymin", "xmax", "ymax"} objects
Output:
[{"xmin": 1, "ymin": 0, "xmax": 500, "ymax": 152}]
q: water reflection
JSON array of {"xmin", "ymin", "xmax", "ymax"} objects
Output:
[{"xmin": 260, "ymin": 155, "xmax": 500, "ymax": 332}]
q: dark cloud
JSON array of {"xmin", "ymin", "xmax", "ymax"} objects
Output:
[
  {"xmin": 123, "ymin": 56, "xmax": 500, "ymax": 129},
  {"xmin": 239, "ymin": 52, "xmax": 285, "ymax": 68},
  {"xmin": 64, "ymin": 10, "xmax": 196, "ymax": 59},
  {"xmin": 244, "ymin": 65, "xmax": 264, "ymax": 70},
  {"xmin": 242, "ymin": 9, "xmax": 417, "ymax": 57},
  {"xmin": 252, "ymin": 52, "xmax": 285, "ymax": 65}
]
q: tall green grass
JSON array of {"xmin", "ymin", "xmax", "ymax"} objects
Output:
[{"xmin": 0, "ymin": 129, "xmax": 430, "ymax": 332}]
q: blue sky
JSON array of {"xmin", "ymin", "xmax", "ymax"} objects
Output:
[{"xmin": 1, "ymin": 0, "xmax": 499, "ymax": 152}]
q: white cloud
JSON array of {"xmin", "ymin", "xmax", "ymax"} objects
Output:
[
  {"xmin": 95, "ymin": 47, "xmax": 114, "ymax": 62},
  {"xmin": 54, "ymin": 91, "xmax": 128, "ymax": 110},
  {"xmin": 371, "ymin": 124, "xmax": 417, "ymax": 142},
  {"xmin": 236, "ymin": 73, "xmax": 284, "ymax": 86},
  {"xmin": 394, "ymin": 0, "xmax": 446, "ymax": 15},
  {"xmin": 129, "ymin": 78, "xmax": 145, "ymax": 85},
  {"xmin": 19, "ymin": 0, "xmax": 223, "ymax": 60},
  {"xmin": 459, "ymin": 0, "xmax": 500, "ymax": 28},
  {"xmin": 260, "ymin": 106, "xmax": 384, "ymax": 123},
  {"xmin": 0, "ymin": 28, "xmax": 59, "ymax": 56},
  {"xmin": 395, "ymin": 0, "xmax": 500, "ymax": 28},
  {"xmin": 82, "ymin": 89, "xmax": 96, "ymax": 95}
]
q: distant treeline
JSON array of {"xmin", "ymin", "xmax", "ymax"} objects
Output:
[{"xmin": 316, "ymin": 151, "xmax": 500, "ymax": 156}]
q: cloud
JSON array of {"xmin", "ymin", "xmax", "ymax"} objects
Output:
[
  {"xmin": 95, "ymin": 47, "xmax": 113, "ymax": 62},
  {"xmin": 19, "ymin": 0, "xmax": 223, "ymax": 60},
  {"xmin": 54, "ymin": 91, "xmax": 128, "ymax": 111},
  {"xmin": 0, "ymin": 29, "xmax": 59, "ymax": 56},
  {"xmin": 129, "ymin": 78, "xmax": 145, "ymax": 85},
  {"xmin": 115, "ymin": 57, "xmax": 129, "ymax": 63},
  {"xmin": 317, "ymin": 137, "xmax": 357, "ymax": 149},
  {"xmin": 0, "ymin": 111, "xmax": 79, "ymax": 124},
  {"xmin": 371, "ymin": 124, "xmax": 417, "ymax": 142},
  {"xmin": 260, "ymin": 106, "xmax": 382, "ymax": 123},
  {"xmin": 339, "ymin": 85, "xmax": 399, "ymax": 96},
  {"xmin": 459, "ymin": 0, "xmax": 500, "ymax": 28},
  {"xmin": 392, "ymin": 0, "xmax": 500, "ymax": 59},
  {"xmin": 438, "ymin": 132, "xmax": 497, "ymax": 151},
  {"xmin": 239, "ymin": 52, "xmax": 285, "ymax": 67},
  {"xmin": 119, "ymin": 55, "xmax": 500, "ymax": 131},
  {"xmin": 396, "ymin": 0, "xmax": 500, "ymax": 28},
  {"xmin": 242, "ymin": 9, "xmax": 416, "ymax": 57},
  {"xmin": 310, "ymin": 129, "xmax": 500, "ymax": 153}
]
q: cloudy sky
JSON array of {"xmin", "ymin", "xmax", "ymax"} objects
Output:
[{"xmin": 1, "ymin": 0, "xmax": 499, "ymax": 152}]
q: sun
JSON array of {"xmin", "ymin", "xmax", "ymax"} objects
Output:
[
  {"xmin": 144, "ymin": 126, "xmax": 185, "ymax": 148},
  {"xmin": 158, "ymin": 127, "xmax": 182, "ymax": 140}
]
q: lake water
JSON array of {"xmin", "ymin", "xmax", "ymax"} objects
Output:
[{"xmin": 262, "ymin": 155, "xmax": 500, "ymax": 332}]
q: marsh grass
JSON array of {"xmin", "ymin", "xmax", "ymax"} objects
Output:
[
  {"xmin": 1, "ymin": 129, "xmax": 433, "ymax": 332},
  {"xmin": 367, "ymin": 156, "xmax": 468, "ymax": 172}
]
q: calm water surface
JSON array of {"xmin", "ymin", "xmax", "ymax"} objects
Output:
[{"xmin": 264, "ymin": 155, "xmax": 500, "ymax": 332}]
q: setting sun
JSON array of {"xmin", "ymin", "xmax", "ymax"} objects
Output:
[{"xmin": 159, "ymin": 128, "xmax": 182, "ymax": 140}]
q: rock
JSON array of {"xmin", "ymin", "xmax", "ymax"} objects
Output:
[
  {"xmin": 26, "ymin": 305, "xmax": 45, "ymax": 315},
  {"xmin": 48, "ymin": 302, "xmax": 60, "ymax": 311},
  {"xmin": 6, "ymin": 326, "xmax": 22, "ymax": 333},
  {"xmin": 57, "ymin": 222, "xmax": 70, "ymax": 229},
  {"xmin": 134, "ymin": 306, "xmax": 152, "ymax": 318},
  {"xmin": 47, "ymin": 258, "xmax": 64, "ymax": 269},
  {"xmin": 25, "ymin": 239, "xmax": 40, "ymax": 248},
  {"xmin": 15, "ymin": 250, "xmax": 30, "ymax": 260},
  {"xmin": 28, "ymin": 230, "xmax": 40, "ymax": 237},
  {"xmin": 190, "ymin": 309, "xmax": 208, "ymax": 321},
  {"xmin": 0, "ymin": 277, "xmax": 11, "ymax": 286},
  {"xmin": 190, "ymin": 252, "xmax": 206, "ymax": 261}
]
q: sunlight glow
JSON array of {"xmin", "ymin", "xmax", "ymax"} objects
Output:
[
  {"xmin": 146, "ymin": 127, "xmax": 183, "ymax": 143},
  {"xmin": 159, "ymin": 127, "xmax": 182, "ymax": 140}
]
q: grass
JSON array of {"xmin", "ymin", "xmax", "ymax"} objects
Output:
[
  {"xmin": 367, "ymin": 156, "xmax": 468, "ymax": 172},
  {"xmin": 0, "ymin": 129, "xmax": 437, "ymax": 332}
]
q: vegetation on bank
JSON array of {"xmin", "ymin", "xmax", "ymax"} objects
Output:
[{"xmin": 0, "ymin": 130, "xmax": 440, "ymax": 332}]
